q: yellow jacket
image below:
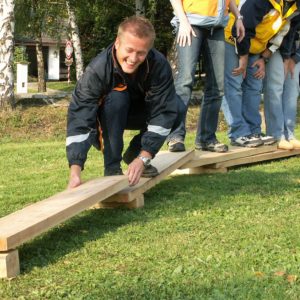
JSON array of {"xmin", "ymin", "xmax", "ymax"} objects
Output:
[
  {"xmin": 225, "ymin": 0, "xmax": 299, "ymax": 54},
  {"xmin": 171, "ymin": 0, "xmax": 230, "ymax": 28}
]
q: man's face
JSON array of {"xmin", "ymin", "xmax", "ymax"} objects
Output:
[{"xmin": 115, "ymin": 31, "xmax": 152, "ymax": 74}]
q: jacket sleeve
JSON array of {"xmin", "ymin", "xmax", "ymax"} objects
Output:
[
  {"xmin": 141, "ymin": 58, "xmax": 178, "ymax": 156},
  {"xmin": 233, "ymin": 0, "xmax": 272, "ymax": 55},
  {"xmin": 280, "ymin": 15, "xmax": 300, "ymax": 61},
  {"xmin": 66, "ymin": 66, "xmax": 104, "ymax": 169}
]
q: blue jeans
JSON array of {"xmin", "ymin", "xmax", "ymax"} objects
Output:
[
  {"xmin": 264, "ymin": 51, "xmax": 300, "ymax": 140},
  {"xmin": 100, "ymin": 90, "xmax": 184, "ymax": 172},
  {"xmin": 223, "ymin": 43, "xmax": 263, "ymax": 140},
  {"xmin": 168, "ymin": 26, "xmax": 225, "ymax": 144}
]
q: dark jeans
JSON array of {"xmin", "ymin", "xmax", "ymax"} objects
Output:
[
  {"xmin": 168, "ymin": 26, "xmax": 225, "ymax": 144},
  {"xmin": 99, "ymin": 90, "xmax": 184, "ymax": 172}
]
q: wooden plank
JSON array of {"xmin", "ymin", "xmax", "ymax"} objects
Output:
[
  {"xmin": 209, "ymin": 148, "xmax": 300, "ymax": 169},
  {"xmin": 0, "ymin": 250, "xmax": 20, "ymax": 279},
  {"xmin": 104, "ymin": 150, "xmax": 194, "ymax": 203},
  {"xmin": 180, "ymin": 144, "xmax": 278, "ymax": 169},
  {"xmin": 0, "ymin": 176, "xmax": 128, "ymax": 251},
  {"xmin": 172, "ymin": 166, "xmax": 228, "ymax": 175}
]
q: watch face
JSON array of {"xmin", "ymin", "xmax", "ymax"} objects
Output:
[{"xmin": 139, "ymin": 156, "xmax": 151, "ymax": 166}]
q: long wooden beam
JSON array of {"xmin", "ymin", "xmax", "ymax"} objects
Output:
[
  {"xmin": 0, "ymin": 176, "xmax": 128, "ymax": 252},
  {"xmin": 180, "ymin": 145, "xmax": 278, "ymax": 169}
]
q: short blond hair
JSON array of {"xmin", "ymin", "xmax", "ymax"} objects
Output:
[{"xmin": 117, "ymin": 16, "xmax": 156, "ymax": 47}]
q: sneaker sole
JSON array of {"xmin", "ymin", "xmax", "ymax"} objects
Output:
[
  {"xmin": 231, "ymin": 142, "xmax": 263, "ymax": 148},
  {"xmin": 262, "ymin": 140, "xmax": 277, "ymax": 145}
]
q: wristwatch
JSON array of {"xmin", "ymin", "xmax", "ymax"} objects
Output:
[
  {"xmin": 237, "ymin": 15, "xmax": 243, "ymax": 21},
  {"xmin": 138, "ymin": 155, "xmax": 151, "ymax": 167}
]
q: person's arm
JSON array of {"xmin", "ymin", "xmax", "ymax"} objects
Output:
[
  {"xmin": 170, "ymin": 0, "xmax": 196, "ymax": 47},
  {"xmin": 68, "ymin": 165, "xmax": 82, "ymax": 189},
  {"xmin": 66, "ymin": 65, "xmax": 104, "ymax": 188},
  {"xmin": 229, "ymin": 0, "xmax": 245, "ymax": 42},
  {"xmin": 234, "ymin": 0, "xmax": 272, "ymax": 56}
]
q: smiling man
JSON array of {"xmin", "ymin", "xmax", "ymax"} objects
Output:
[{"xmin": 66, "ymin": 16, "xmax": 183, "ymax": 188}]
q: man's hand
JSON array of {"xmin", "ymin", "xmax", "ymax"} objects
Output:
[
  {"xmin": 235, "ymin": 19, "xmax": 245, "ymax": 43},
  {"xmin": 284, "ymin": 58, "xmax": 296, "ymax": 79},
  {"xmin": 253, "ymin": 58, "xmax": 265, "ymax": 80},
  {"xmin": 127, "ymin": 158, "xmax": 145, "ymax": 186},
  {"xmin": 232, "ymin": 54, "xmax": 248, "ymax": 77},
  {"xmin": 68, "ymin": 165, "xmax": 82, "ymax": 189},
  {"xmin": 177, "ymin": 19, "xmax": 196, "ymax": 47}
]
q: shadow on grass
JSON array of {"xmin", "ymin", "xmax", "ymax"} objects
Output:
[{"xmin": 19, "ymin": 160, "xmax": 299, "ymax": 274}]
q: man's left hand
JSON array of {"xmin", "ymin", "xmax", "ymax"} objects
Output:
[
  {"xmin": 127, "ymin": 158, "xmax": 145, "ymax": 186},
  {"xmin": 253, "ymin": 58, "xmax": 265, "ymax": 80}
]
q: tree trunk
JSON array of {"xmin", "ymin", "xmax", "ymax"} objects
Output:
[
  {"xmin": 66, "ymin": 1, "xmax": 83, "ymax": 81},
  {"xmin": 36, "ymin": 34, "xmax": 46, "ymax": 93},
  {"xmin": 135, "ymin": 0, "xmax": 146, "ymax": 16},
  {"xmin": 0, "ymin": 0, "xmax": 15, "ymax": 111}
]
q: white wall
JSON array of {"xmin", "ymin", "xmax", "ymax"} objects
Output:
[
  {"xmin": 16, "ymin": 63, "xmax": 28, "ymax": 94},
  {"xmin": 48, "ymin": 46, "xmax": 60, "ymax": 80}
]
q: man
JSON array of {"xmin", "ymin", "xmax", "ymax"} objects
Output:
[
  {"xmin": 66, "ymin": 16, "xmax": 183, "ymax": 188},
  {"xmin": 222, "ymin": 0, "xmax": 299, "ymax": 148},
  {"xmin": 167, "ymin": 0, "xmax": 245, "ymax": 153},
  {"xmin": 264, "ymin": 14, "xmax": 300, "ymax": 150}
]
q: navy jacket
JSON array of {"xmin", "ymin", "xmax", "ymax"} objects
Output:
[{"xmin": 66, "ymin": 44, "xmax": 178, "ymax": 169}]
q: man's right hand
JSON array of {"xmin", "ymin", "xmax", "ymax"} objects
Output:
[
  {"xmin": 68, "ymin": 165, "xmax": 82, "ymax": 189},
  {"xmin": 177, "ymin": 19, "xmax": 196, "ymax": 47}
]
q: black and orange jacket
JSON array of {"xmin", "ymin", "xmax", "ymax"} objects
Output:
[{"xmin": 66, "ymin": 43, "xmax": 178, "ymax": 169}]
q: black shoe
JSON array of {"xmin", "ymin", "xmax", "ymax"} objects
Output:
[
  {"xmin": 251, "ymin": 133, "xmax": 276, "ymax": 145},
  {"xmin": 168, "ymin": 138, "xmax": 186, "ymax": 152},
  {"xmin": 104, "ymin": 168, "xmax": 124, "ymax": 176},
  {"xmin": 141, "ymin": 164, "xmax": 159, "ymax": 178},
  {"xmin": 195, "ymin": 140, "xmax": 228, "ymax": 153},
  {"xmin": 123, "ymin": 146, "xmax": 140, "ymax": 165}
]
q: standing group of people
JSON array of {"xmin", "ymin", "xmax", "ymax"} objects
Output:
[
  {"xmin": 169, "ymin": 0, "xmax": 300, "ymax": 153},
  {"xmin": 66, "ymin": 0, "xmax": 300, "ymax": 188}
]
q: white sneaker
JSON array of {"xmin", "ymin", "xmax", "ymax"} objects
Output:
[{"xmin": 231, "ymin": 136, "xmax": 263, "ymax": 148}]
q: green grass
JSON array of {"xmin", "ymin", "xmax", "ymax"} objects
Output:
[
  {"xmin": 46, "ymin": 81, "xmax": 75, "ymax": 93},
  {"xmin": 0, "ymin": 105, "xmax": 300, "ymax": 299}
]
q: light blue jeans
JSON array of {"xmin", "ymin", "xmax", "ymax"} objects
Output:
[
  {"xmin": 168, "ymin": 26, "xmax": 225, "ymax": 144},
  {"xmin": 264, "ymin": 51, "xmax": 300, "ymax": 140},
  {"xmin": 222, "ymin": 43, "xmax": 263, "ymax": 140}
]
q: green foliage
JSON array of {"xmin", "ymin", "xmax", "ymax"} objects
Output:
[
  {"xmin": 15, "ymin": 0, "xmax": 67, "ymax": 41},
  {"xmin": 14, "ymin": 46, "xmax": 29, "ymax": 64},
  {"xmin": 13, "ymin": 46, "xmax": 29, "ymax": 77}
]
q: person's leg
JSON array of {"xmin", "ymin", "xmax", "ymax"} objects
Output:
[
  {"xmin": 195, "ymin": 28, "xmax": 224, "ymax": 142},
  {"xmin": 223, "ymin": 43, "xmax": 251, "ymax": 141},
  {"xmin": 168, "ymin": 26, "xmax": 203, "ymax": 147},
  {"xmin": 241, "ymin": 54, "xmax": 263, "ymax": 136},
  {"xmin": 283, "ymin": 61, "xmax": 300, "ymax": 145},
  {"xmin": 194, "ymin": 28, "xmax": 228, "ymax": 152},
  {"xmin": 263, "ymin": 51, "xmax": 285, "ymax": 141},
  {"xmin": 99, "ymin": 90, "xmax": 130, "ymax": 175}
]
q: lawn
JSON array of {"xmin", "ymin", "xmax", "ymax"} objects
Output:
[{"xmin": 0, "ymin": 102, "xmax": 300, "ymax": 299}]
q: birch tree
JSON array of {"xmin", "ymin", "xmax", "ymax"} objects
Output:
[
  {"xmin": 66, "ymin": 1, "xmax": 83, "ymax": 80},
  {"xmin": 135, "ymin": 0, "xmax": 145, "ymax": 16},
  {"xmin": 0, "ymin": 0, "xmax": 15, "ymax": 110}
]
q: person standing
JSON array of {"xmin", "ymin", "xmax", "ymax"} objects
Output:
[
  {"xmin": 264, "ymin": 14, "xmax": 300, "ymax": 150},
  {"xmin": 222, "ymin": 0, "xmax": 299, "ymax": 148},
  {"xmin": 167, "ymin": 0, "xmax": 245, "ymax": 153}
]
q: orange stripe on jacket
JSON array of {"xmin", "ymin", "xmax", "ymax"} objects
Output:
[{"xmin": 113, "ymin": 84, "xmax": 127, "ymax": 91}]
